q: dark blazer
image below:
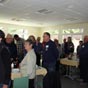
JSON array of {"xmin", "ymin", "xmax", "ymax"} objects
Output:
[
  {"xmin": 0, "ymin": 43, "xmax": 11, "ymax": 85},
  {"xmin": 42, "ymin": 40, "xmax": 59, "ymax": 71},
  {"xmin": 5, "ymin": 42, "xmax": 17, "ymax": 61}
]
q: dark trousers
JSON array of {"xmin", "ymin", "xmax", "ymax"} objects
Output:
[
  {"xmin": 29, "ymin": 79, "xmax": 35, "ymax": 88},
  {"xmin": 36, "ymin": 53, "xmax": 41, "ymax": 66},
  {"xmin": 79, "ymin": 59, "xmax": 88, "ymax": 82},
  {"xmin": 43, "ymin": 71, "xmax": 61, "ymax": 88}
]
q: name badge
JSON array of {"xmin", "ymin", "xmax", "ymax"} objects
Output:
[
  {"xmin": 82, "ymin": 45, "xmax": 85, "ymax": 48},
  {"xmin": 45, "ymin": 45, "xmax": 49, "ymax": 51}
]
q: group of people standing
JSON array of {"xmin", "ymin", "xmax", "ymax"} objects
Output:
[
  {"xmin": 54, "ymin": 37, "xmax": 74, "ymax": 59},
  {"xmin": 0, "ymin": 30, "xmax": 61, "ymax": 88},
  {"xmin": 0, "ymin": 29, "xmax": 88, "ymax": 88}
]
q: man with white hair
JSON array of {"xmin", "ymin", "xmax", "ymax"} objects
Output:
[
  {"xmin": 5, "ymin": 34, "xmax": 17, "ymax": 62},
  {"xmin": 79, "ymin": 35, "xmax": 88, "ymax": 84}
]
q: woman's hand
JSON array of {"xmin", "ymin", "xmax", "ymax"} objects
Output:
[{"xmin": 3, "ymin": 85, "xmax": 8, "ymax": 88}]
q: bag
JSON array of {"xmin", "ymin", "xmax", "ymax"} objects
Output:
[{"xmin": 13, "ymin": 76, "xmax": 29, "ymax": 88}]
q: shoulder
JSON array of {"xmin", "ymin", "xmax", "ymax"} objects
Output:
[
  {"xmin": 1, "ymin": 46, "xmax": 10, "ymax": 54},
  {"xmin": 1, "ymin": 46, "xmax": 10, "ymax": 59},
  {"xmin": 29, "ymin": 49, "xmax": 36, "ymax": 57},
  {"xmin": 49, "ymin": 40, "xmax": 55, "ymax": 45},
  {"xmin": 20, "ymin": 38, "xmax": 24, "ymax": 42}
]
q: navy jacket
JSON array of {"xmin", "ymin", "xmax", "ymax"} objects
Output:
[
  {"xmin": 42, "ymin": 40, "xmax": 59, "ymax": 70},
  {"xmin": 79, "ymin": 42, "xmax": 88, "ymax": 60}
]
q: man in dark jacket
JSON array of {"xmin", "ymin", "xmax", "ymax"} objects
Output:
[
  {"xmin": 65, "ymin": 37, "xmax": 74, "ymax": 58},
  {"xmin": 0, "ymin": 30, "xmax": 11, "ymax": 88},
  {"xmin": 5, "ymin": 34, "xmax": 17, "ymax": 62},
  {"xmin": 34, "ymin": 37, "xmax": 42, "ymax": 66},
  {"xmin": 42, "ymin": 32, "xmax": 61, "ymax": 88},
  {"xmin": 79, "ymin": 35, "xmax": 88, "ymax": 84}
]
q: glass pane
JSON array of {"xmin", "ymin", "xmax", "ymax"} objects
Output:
[
  {"xmin": 46, "ymin": 30, "xmax": 59, "ymax": 35},
  {"xmin": 7, "ymin": 29, "xmax": 28, "ymax": 39},
  {"xmin": 51, "ymin": 34, "xmax": 59, "ymax": 41},
  {"xmin": 63, "ymin": 29, "xmax": 84, "ymax": 34},
  {"xmin": 62, "ymin": 35, "xmax": 71, "ymax": 40},
  {"xmin": 72, "ymin": 35, "xmax": 82, "ymax": 52},
  {"xmin": 63, "ymin": 29, "xmax": 71, "ymax": 34},
  {"xmin": 71, "ymin": 29, "xmax": 83, "ymax": 33},
  {"xmin": 62, "ymin": 34, "xmax": 82, "ymax": 53}
]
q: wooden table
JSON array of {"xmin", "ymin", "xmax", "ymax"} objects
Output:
[
  {"xmin": 11, "ymin": 67, "xmax": 47, "ymax": 80},
  {"xmin": 60, "ymin": 58, "xmax": 79, "ymax": 80},
  {"xmin": 60, "ymin": 58, "xmax": 79, "ymax": 67}
]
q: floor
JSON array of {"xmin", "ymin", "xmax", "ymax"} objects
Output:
[
  {"xmin": 12, "ymin": 75, "xmax": 88, "ymax": 88},
  {"xmin": 61, "ymin": 77, "xmax": 88, "ymax": 88},
  {"xmin": 36, "ymin": 75, "xmax": 88, "ymax": 88}
]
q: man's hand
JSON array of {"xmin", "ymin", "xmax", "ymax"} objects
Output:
[{"xmin": 3, "ymin": 85, "xmax": 8, "ymax": 88}]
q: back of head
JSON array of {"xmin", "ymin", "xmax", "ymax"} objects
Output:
[
  {"xmin": 68, "ymin": 37, "xmax": 72, "ymax": 42},
  {"xmin": 37, "ymin": 37, "xmax": 41, "ymax": 42},
  {"xmin": 0, "ymin": 30, "xmax": 5, "ymax": 41},
  {"xmin": 84, "ymin": 35, "xmax": 88, "ymax": 43},
  {"xmin": 54, "ymin": 39, "xmax": 58, "ymax": 43},
  {"xmin": 14, "ymin": 34, "xmax": 19, "ymax": 38},
  {"xmin": 25, "ymin": 39, "xmax": 34, "ymax": 48},
  {"xmin": 28, "ymin": 35, "xmax": 36, "ymax": 43},
  {"xmin": 63, "ymin": 38, "xmax": 66, "ymax": 43}
]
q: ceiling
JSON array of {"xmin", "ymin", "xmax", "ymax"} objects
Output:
[{"xmin": 0, "ymin": 0, "xmax": 88, "ymax": 27}]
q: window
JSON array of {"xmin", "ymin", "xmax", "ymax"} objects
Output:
[
  {"xmin": 45, "ymin": 30, "xmax": 59, "ymax": 40},
  {"xmin": 63, "ymin": 29, "xmax": 83, "ymax": 34},
  {"xmin": 62, "ymin": 29, "xmax": 84, "ymax": 53},
  {"xmin": 8, "ymin": 29, "xmax": 28, "ymax": 39}
]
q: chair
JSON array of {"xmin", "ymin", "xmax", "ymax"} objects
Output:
[{"xmin": 13, "ymin": 76, "xmax": 29, "ymax": 88}]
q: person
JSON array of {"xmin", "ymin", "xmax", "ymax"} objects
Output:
[
  {"xmin": 66, "ymin": 37, "xmax": 74, "ymax": 59},
  {"xmin": 14, "ymin": 34, "xmax": 24, "ymax": 63},
  {"xmin": 54, "ymin": 39, "xmax": 62, "ymax": 58},
  {"xmin": 28, "ymin": 35, "xmax": 36, "ymax": 43},
  {"xmin": 79, "ymin": 35, "xmax": 88, "ymax": 84},
  {"xmin": 42, "ymin": 32, "xmax": 61, "ymax": 88},
  {"xmin": 54, "ymin": 39, "xmax": 62, "ymax": 72},
  {"xmin": 34, "ymin": 37, "xmax": 42, "ymax": 66},
  {"xmin": 20, "ymin": 39, "xmax": 36, "ymax": 88},
  {"xmin": 76, "ymin": 41, "xmax": 83, "ymax": 58},
  {"xmin": 62, "ymin": 38, "xmax": 67, "ymax": 58},
  {"xmin": 0, "ymin": 30, "xmax": 11, "ymax": 88},
  {"xmin": 5, "ymin": 34, "xmax": 17, "ymax": 63}
]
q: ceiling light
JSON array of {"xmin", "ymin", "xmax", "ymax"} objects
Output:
[
  {"xmin": 0, "ymin": 0, "xmax": 7, "ymax": 3},
  {"xmin": 11, "ymin": 18, "xmax": 26, "ymax": 22},
  {"xmin": 0, "ymin": 0, "xmax": 10, "ymax": 5},
  {"xmin": 37, "ymin": 9, "xmax": 54, "ymax": 15},
  {"xmin": 64, "ymin": 18, "xmax": 78, "ymax": 21},
  {"xmin": 67, "ymin": 5, "xmax": 74, "ymax": 9}
]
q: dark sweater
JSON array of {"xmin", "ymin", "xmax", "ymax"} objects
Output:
[{"xmin": 0, "ymin": 43, "xmax": 11, "ymax": 85}]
